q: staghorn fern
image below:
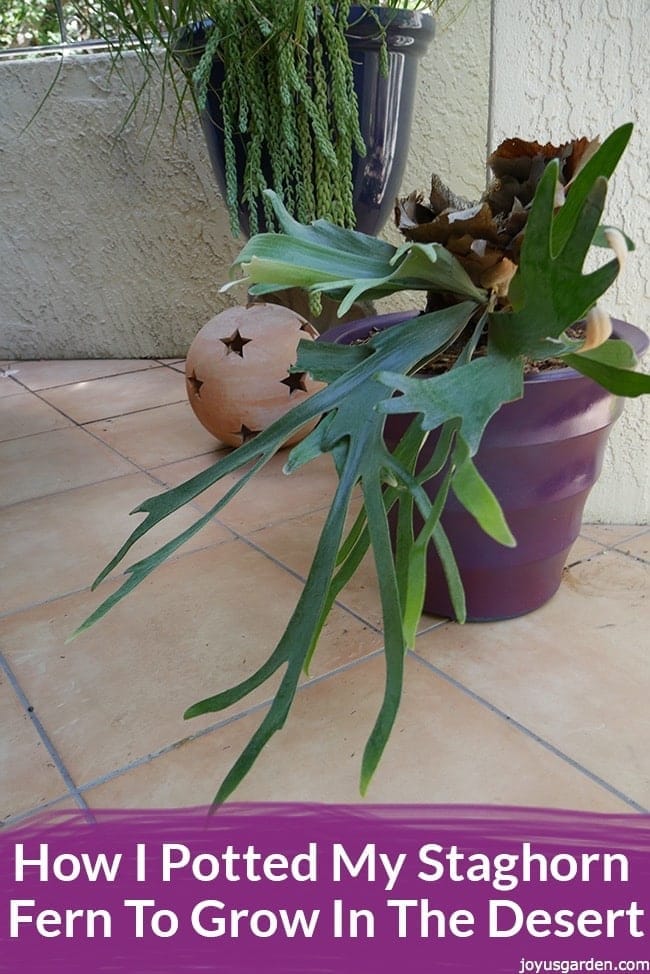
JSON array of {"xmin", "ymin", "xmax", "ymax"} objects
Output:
[{"xmin": 73, "ymin": 123, "xmax": 650, "ymax": 805}]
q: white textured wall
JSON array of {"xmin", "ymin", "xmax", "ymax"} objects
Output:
[
  {"xmin": 490, "ymin": 0, "xmax": 649, "ymax": 522},
  {"xmin": 401, "ymin": 0, "xmax": 491, "ymax": 201},
  {"xmin": 0, "ymin": 0, "xmax": 490, "ymax": 359},
  {"xmin": 0, "ymin": 54, "xmax": 241, "ymax": 359},
  {"xmin": 382, "ymin": 0, "xmax": 491, "ymax": 314}
]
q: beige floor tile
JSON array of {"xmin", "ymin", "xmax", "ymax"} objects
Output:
[
  {"xmin": 248, "ymin": 506, "xmax": 440, "ymax": 633},
  {"xmin": 0, "ymin": 472, "xmax": 230, "ymax": 616},
  {"xmin": 580, "ymin": 524, "xmax": 646, "ymax": 546},
  {"xmin": 0, "ymin": 375, "xmax": 23, "ymax": 398},
  {"xmin": 10, "ymin": 359, "xmax": 159, "ymax": 391},
  {"xmin": 152, "ymin": 451, "xmax": 338, "ymax": 534},
  {"xmin": 0, "ymin": 676, "xmax": 69, "ymax": 823},
  {"xmin": 614, "ymin": 530, "xmax": 650, "ymax": 563},
  {"xmin": 85, "ymin": 401, "xmax": 222, "ymax": 468},
  {"xmin": 413, "ymin": 550, "xmax": 650, "ymax": 807},
  {"xmin": 0, "ymin": 427, "xmax": 136, "ymax": 507},
  {"xmin": 39, "ymin": 367, "xmax": 187, "ymax": 424},
  {"xmin": 0, "ymin": 391, "xmax": 72, "ymax": 441},
  {"xmin": 83, "ymin": 655, "xmax": 630, "ymax": 811},
  {"xmin": 0, "ymin": 542, "xmax": 380, "ymax": 788}
]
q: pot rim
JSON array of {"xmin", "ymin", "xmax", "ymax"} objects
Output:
[
  {"xmin": 347, "ymin": 4, "xmax": 436, "ymax": 40},
  {"xmin": 318, "ymin": 311, "xmax": 649, "ymax": 384},
  {"xmin": 176, "ymin": 5, "xmax": 435, "ymax": 59}
]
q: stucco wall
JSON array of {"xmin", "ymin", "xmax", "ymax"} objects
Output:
[
  {"xmin": 489, "ymin": 0, "xmax": 649, "ymax": 522},
  {"xmin": 0, "ymin": 54, "xmax": 241, "ymax": 359},
  {"xmin": 0, "ymin": 0, "xmax": 490, "ymax": 359}
]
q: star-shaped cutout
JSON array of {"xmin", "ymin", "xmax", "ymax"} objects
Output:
[
  {"xmin": 221, "ymin": 329, "xmax": 251, "ymax": 357},
  {"xmin": 186, "ymin": 370, "xmax": 204, "ymax": 398},
  {"xmin": 235, "ymin": 423, "xmax": 261, "ymax": 444},
  {"xmin": 280, "ymin": 371, "xmax": 308, "ymax": 394}
]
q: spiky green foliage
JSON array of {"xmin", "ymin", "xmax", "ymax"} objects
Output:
[
  {"xmin": 74, "ymin": 124, "xmax": 650, "ymax": 805},
  {"xmin": 35, "ymin": 1, "xmax": 437, "ymax": 234}
]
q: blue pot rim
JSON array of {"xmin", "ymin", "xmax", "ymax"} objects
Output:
[
  {"xmin": 347, "ymin": 4, "xmax": 436, "ymax": 39},
  {"xmin": 176, "ymin": 6, "xmax": 435, "ymax": 61}
]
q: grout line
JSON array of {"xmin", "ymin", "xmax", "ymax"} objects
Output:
[
  {"xmin": 617, "ymin": 552, "xmax": 650, "ymax": 567},
  {"xmin": 73, "ymin": 420, "xmax": 220, "ymax": 483},
  {"xmin": 608, "ymin": 538, "xmax": 650, "ymax": 566},
  {"xmin": 568, "ymin": 531, "xmax": 650, "ymax": 570},
  {"xmin": 75, "ymin": 704, "xmax": 276, "ymax": 797},
  {"xmin": 146, "ymin": 449, "xmax": 222, "ymax": 474},
  {"xmin": 580, "ymin": 526, "xmax": 650, "ymax": 547},
  {"xmin": 408, "ymin": 651, "xmax": 648, "ymax": 814},
  {"xmin": 235, "ymin": 531, "xmax": 385, "ymax": 636},
  {"xmin": 0, "ymin": 652, "xmax": 92, "ymax": 819},
  {"xmin": 23, "ymin": 386, "xmax": 188, "ymax": 429},
  {"xmin": 8, "ymin": 363, "xmax": 162, "ymax": 394},
  {"xmin": 0, "ymin": 422, "xmax": 75, "ymax": 446},
  {"xmin": 234, "ymin": 531, "xmax": 448, "ymax": 640},
  {"xmin": 2, "ymin": 794, "xmax": 88, "ymax": 829},
  {"xmin": 564, "ymin": 549, "xmax": 608, "ymax": 571},
  {"xmin": 0, "ymin": 536, "xmax": 234, "ymax": 624},
  {"xmin": 75, "ymin": 649, "xmax": 385, "ymax": 798},
  {"xmin": 0, "ymin": 468, "xmax": 141, "ymax": 513},
  {"xmin": 416, "ymin": 617, "xmax": 452, "ymax": 637},
  {"xmin": 78, "ymin": 398, "xmax": 188, "ymax": 426},
  {"xmin": 0, "ymin": 429, "xmax": 223, "ymax": 518},
  {"xmin": 2, "ymin": 403, "xmax": 381, "ymax": 633}
]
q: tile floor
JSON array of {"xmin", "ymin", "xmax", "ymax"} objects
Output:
[{"xmin": 1, "ymin": 359, "xmax": 649, "ymax": 825}]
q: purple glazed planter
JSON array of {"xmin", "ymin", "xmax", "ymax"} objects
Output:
[{"xmin": 320, "ymin": 313, "xmax": 649, "ymax": 621}]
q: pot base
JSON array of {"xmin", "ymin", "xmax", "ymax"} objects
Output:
[{"xmin": 423, "ymin": 545, "xmax": 570, "ymax": 622}]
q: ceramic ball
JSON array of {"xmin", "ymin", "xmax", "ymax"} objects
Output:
[{"xmin": 185, "ymin": 303, "xmax": 325, "ymax": 447}]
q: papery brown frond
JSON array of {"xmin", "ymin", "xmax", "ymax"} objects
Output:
[
  {"xmin": 563, "ymin": 136, "xmax": 599, "ymax": 181},
  {"xmin": 395, "ymin": 131, "xmax": 603, "ymax": 308},
  {"xmin": 489, "ymin": 135, "xmax": 600, "ymax": 186}
]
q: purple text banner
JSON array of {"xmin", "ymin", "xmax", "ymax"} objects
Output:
[{"xmin": 1, "ymin": 804, "xmax": 650, "ymax": 973}]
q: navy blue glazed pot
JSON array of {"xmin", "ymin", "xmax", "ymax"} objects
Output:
[
  {"xmin": 320, "ymin": 313, "xmax": 649, "ymax": 621},
  {"xmin": 177, "ymin": 7, "xmax": 434, "ymax": 237}
]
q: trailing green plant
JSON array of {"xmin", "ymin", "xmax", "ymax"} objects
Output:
[
  {"xmin": 50, "ymin": 1, "xmax": 439, "ymax": 234},
  {"xmin": 74, "ymin": 123, "xmax": 650, "ymax": 806},
  {"xmin": 180, "ymin": 1, "xmax": 371, "ymax": 235}
]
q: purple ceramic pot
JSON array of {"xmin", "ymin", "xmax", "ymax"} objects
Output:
[{"xmin": 320, "ymin": 313, "xmax": 649, "ymax": 621}]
